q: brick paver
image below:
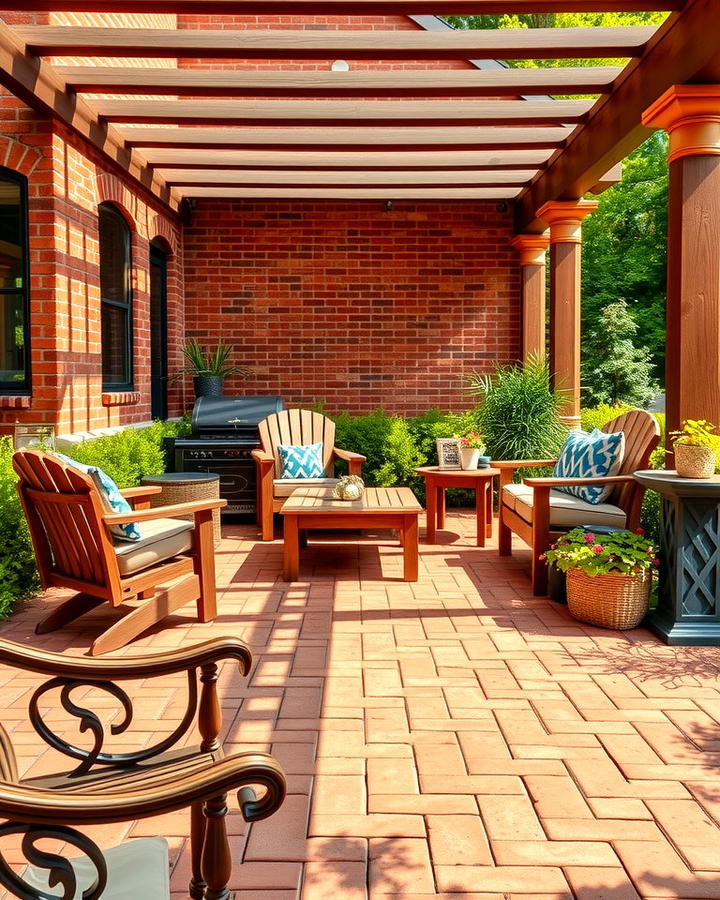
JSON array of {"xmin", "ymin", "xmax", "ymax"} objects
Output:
[{"xmin": 2, "ymin": 510, "xmax": 720, "ymax": 899}]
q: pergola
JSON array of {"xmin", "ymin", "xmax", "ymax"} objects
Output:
[{"xmin": 0, "ymin": 0, "xmax": 718, "ymax": 434}]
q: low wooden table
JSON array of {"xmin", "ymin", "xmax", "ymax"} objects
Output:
[
  {"xmin": 280, "ymin": 486, "xmax": 422, "ymax": 582},
  {"xmin": 415, "ymin": 465, "xmax": 501, "ymax": 547}
]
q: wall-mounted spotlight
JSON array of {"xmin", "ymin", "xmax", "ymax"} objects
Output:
[
  {"xmin": 331, "ymin": 59, "xmax": 350, "ymax": 71},
  {"xmin": 385, "ymin": 200, "xmax": 394, "ymax": 212}
]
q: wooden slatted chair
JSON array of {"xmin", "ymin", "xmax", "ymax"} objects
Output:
[
  {"xmin": 0, "ymin": 636, "xmax": 286, "ymax": 900},
  {"xmin": 496, "ymin": 409, "xmax": 661, "ymax": 596},
  {"xmin": 253, "ymin": 409, "xmax": 366, "ymax": 540},
  {"xmin": 12, "ymin": 449, "xmax": 227, "ymax": 656}
]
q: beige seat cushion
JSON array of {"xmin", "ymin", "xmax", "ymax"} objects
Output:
[
  {"xmin": 24, "ymin": 836, "xmax": 170, "ymax": 899},
  {"xmin": 503, "ymin": 482, "xmax": 626, "ymax": 529},
  {"xmin": 273, "ymin": 477, "xmax": 340, "ymax": 498},
  {"xmin": 114, "ymin": 518, "xmax": 194, "ymax": 576}
]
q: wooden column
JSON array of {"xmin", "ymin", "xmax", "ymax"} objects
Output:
[
  {"xmin": 536, "ymin": 200, "xmax": 598, "ymax": 431},
  {"xmin": 511, "ymin": 233, "xmax": 550, "ymax": 362},
  {"xmin": 643, "ymin": 85, "xmax": 720, "ymax": 441}
]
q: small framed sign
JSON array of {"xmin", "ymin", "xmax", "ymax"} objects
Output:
[
  {"xmin": 13, "ymin": 423, "xmax": 55, "ymax": 450},
  {"xmin": 436, "ymin": 437, "xmax": 462, "ymax": 470}
]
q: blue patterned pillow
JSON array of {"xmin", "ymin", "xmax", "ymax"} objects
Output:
[
  {"xmin": 278, "ymin": 442, "xmax": 325, "ymax": 479},
  {"xmin": 55, "ymin": 453, "xmax": 141, "ymax": 542},
  {"xmin": 553, "ymin": 429, "xmax": 625, "ymax": 504}
]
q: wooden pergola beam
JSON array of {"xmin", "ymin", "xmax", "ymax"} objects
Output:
[
  {"xmin": 56, "ymin": 65, "xmax": 623, "ymax": 97},
  {"xmin": 517, "ymin": 0, "xmax": 720, "ymax": 229},
  {"xmin": 120, "ymin": 125, "xmax": 574, "ymax": 151},
  {"xmin": 159, "ymin": 168, "xmax": 538, "ymax": 185},
  {"xmin": 0, "ymin": 18, "xmax": 177, "ymax": 211},
  {"xmin": 17, "ymin": 25, "xmax": 656, "ymax": 60},
  {"xmin": 142, "ymin": 148, "xmax": 555, "ymax": 169},
  {"xmin": 182, "ymin": 186, "xmax": 523, "ymax": 198},
  {"xmin": 93, "ymin": 98, "xmax": 594, "ymax": 127},
  {"xmin": 6, "ymin": 0, "xmax": 681, "ymax": 13}
]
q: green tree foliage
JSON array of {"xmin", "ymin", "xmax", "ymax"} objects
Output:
[{"xmin": 581, "ymin": 298, "xmax": 658, "ymax": 407}]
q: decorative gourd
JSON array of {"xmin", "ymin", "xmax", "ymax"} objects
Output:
[{"xmin": 332, "ymin": 474, "xmax": 365, "ymax": 501}]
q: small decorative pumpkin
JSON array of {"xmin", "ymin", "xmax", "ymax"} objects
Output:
[{"xmin": 332, "ymin": 474, "xmax": 365, "ymax": 501}]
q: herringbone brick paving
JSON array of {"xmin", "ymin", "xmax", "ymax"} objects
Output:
[{"xmin": 2, "ymin": 511, "xmax": 720, "ymax": 899}]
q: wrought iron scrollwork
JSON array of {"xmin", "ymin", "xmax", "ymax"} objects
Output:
[
  {"xmin": 29, "ymin": 670, "xmax": 198, "ymax": 777},
  {"xmin": 0, "ymin": 822, "xmax": 107, "ymax": 900}
]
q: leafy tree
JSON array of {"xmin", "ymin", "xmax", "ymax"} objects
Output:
[{"xmin": 581, "ymin": 298, "xmax": 658, "ymax": 407}]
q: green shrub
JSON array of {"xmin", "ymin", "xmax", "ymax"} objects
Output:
[
  {"xmin": 375, "ymin": 417, "xmax": 424, "ymax": 487},
  {"xmin": 0, "ymin": 437, "xmax": 40, "ymax": 619},
  {"xmin": 467, "ymin": 358, "xmax": 567, "ymax": 462},
  {"xmin": 580, "ymin": 402, "xmax": 633, "ymax": 432},
  {"xmin": 333, "ymin": 410, "xmax": 395, "ymax": 485}
]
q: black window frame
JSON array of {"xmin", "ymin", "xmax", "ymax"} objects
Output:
[
  {"xmin": 99, "ymin": 202, "xmax": 134, "ymax": 391},
  {"xmin": 0, "ymin": 168, "xmax": 30, "ymax": 395}
]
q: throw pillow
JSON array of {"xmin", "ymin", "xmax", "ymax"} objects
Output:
[
  {"xmin": 553, "ymin": 429, "xmax": 625, "ymax": 504},
  {"xmin": 277, "ymin": 442, "xmax": 325, "ymax": 479},
  {"xmin": 55, "ymin": 453, "xmax": 141, "ymax": 542}
]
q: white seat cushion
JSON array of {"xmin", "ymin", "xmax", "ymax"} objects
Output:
[
  {"xmin": 23, "ymin": 836, "xmax": 169, "ymax": 899},
  {"xmin": 273, "ymin": 477, "xmax": 339, "ymax": 498},
  {"xmin": 503, "ymin": 482, "xmax": 626, "ymax": 529},
  {"xmin": 113, "ymin": 518, "xmax": 194, "ymax": 576}
]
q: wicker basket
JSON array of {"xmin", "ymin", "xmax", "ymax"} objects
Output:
[
  {"xmin": 675, "ymin": 443, "xmax": 717, "ymax": 479},
  {"xmin": 143, "ymin": 473, "xmax": 222, "ymax": 546},
  {"xmin": 566, "ymin": 568, "xmax": 651, "ymax": 630}
]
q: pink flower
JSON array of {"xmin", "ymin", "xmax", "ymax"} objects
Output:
[
  {"xmin": 550, "ymin": 543, "xmax": 558, "ymax": 550},
  {"xmin": 592, "ymin": 544, "xmax": 604, "ymax": 555},
  {"xmin": 653, "ymin": 558, "xmax": 660, "ymax": 567},
  {"xmin": 584, "ymin": 532, "xmax": 596, "ymax": 543}
]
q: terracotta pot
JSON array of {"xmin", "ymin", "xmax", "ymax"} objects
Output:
[
  {"xmin": 566, "ymin": 568, "xmax": 651, "ymax": 630},
  {"xmin": 674, "ymin": 443, "xmax": 716, "ymax": 479},
  {"xmin": 193, "ymin": 375, "xmax": 224, "ymax": 398},
  {"xmin": 460, "ymin": 448, "xmax": 480, "ymax": 470}
]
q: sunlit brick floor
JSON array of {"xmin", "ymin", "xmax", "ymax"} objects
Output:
[{"xmin": 3, "ymin": 510, "xmax": 720, "ymax": 899}]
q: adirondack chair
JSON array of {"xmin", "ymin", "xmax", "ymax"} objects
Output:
[
  {"xmin": 253, "ymin": 409, "xmax": 366, "ymax": 540},
  {"xmin": 496, "ymin": 409, "xmax": 661, "ymax": 595},
  {"xmin": 0, "ymin": 635, "xmax": 286, "ymax": 900},
  {"xmin": 12, "ymin": 449, "xmax": 227, "ymax": 656}
]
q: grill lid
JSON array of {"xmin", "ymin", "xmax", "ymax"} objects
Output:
[{"xmin": 191, "ymin": 395, "xmax": 283, "ymax": 436}]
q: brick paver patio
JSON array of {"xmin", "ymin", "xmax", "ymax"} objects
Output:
[{"xmin": 2, "ymin": 510, "xmax": 720, "ymax": 899}]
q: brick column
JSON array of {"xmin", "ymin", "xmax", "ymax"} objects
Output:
[
  {"xmin": 511, "ymin": 233, "xmax": 549, "ymax": 362},
  {"xmin": 536, "ymin": 200, "xmax": 598, "ymax": 431},
  {"xmin": 643, "ymin": 85, "xmax": 720, "ymax": 440}
]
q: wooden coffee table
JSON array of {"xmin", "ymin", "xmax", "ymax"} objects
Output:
[
  {"xmin": 280, "ymin": 486, "xmax": 422, "ymax": 582},
  {"xmin": 415, "ymin": 465, "xmax": 501, "ymax": 547}
]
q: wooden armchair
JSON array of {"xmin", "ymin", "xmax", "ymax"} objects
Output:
[
  {"xmin": 253, "ymin": 409, "xmax": 366, "ymax": 540},
  {"xmin": 0, "ymin": 636, "xmax": 285, "ymax": 900},
  {"xmin": 496, "ymin": 409, "xmax": 661, "ymax": 596},
  {"xmin": 13, "ymin": 449, "xmax": 227, "ymax": 656}
]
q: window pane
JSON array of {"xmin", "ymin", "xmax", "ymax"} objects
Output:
[
  {"xmin": 102, "ymin": 303, "xmax": 129, "ymax": 385},
  {"xmin": 0, "ymin": 293, "xmax": 25, "ymax": 384},
  {"xmin": 0, "ymin": 180, "xmax": 23, "ymax": 290},
  {"xmin": 99, "ymin": 206, "xmax": 129, "ymax": 307}
]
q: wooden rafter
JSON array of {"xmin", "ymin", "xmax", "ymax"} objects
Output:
[
  {"xmin": 57, "ymin": 65, "xmax": 622, "ymax": 97},
  {"xmin": 158, "ymin": 168, "xmax": 538, "ymax": 185},
  {"xmin": 183, "ymin": 186, "xmax": 523, "ymax": 198},
  {"xmin": 5, "ymin": 0, "xmax": 681, "ymax": 13},
  {"xmin": 92, "ymin": 98, "xmax": 594, "ymax": 127},
  {"xmin": 0, "ymin": 17, "xmax": 177, "ymax": 211},
  {"xmin": 17, "ymin": 25, "xmax": 656, "ymax": 59},
  {"xmin": 119, "ymin": 125, "xmax": 575, "ymax": 151}
]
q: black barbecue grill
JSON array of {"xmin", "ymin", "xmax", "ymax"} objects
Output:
[{"xmin": 172, "ymin": 395, "xmax": 283, "ymax": 516}]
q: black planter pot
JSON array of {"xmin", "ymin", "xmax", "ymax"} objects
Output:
[{"xmin": 193, "ymin": 375, "xmax": 224, "ymax": 398}]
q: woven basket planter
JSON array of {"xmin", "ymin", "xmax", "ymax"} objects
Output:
[
  {"xmin": 566, "ymin": 568, "xmax": 651, "ymax": 630},
  {"xmin": 675, "ymin": 443, "xmax": 716, "ymax": 479}
]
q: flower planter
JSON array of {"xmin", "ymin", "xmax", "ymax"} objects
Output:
[
  {"xmin": 193, "ymin": 375, "xmax": 224, "ymax": 398},
  {"xmin": 566, "ymin": 568, "xmax": 651, "ymax": 630},
  {"xmin": 460, "ymin": 448, "xmax": 480, "ymax": 470},
  {"xmin": 675, "ymin": 443, "xmax": 716, "ymax": 479}
]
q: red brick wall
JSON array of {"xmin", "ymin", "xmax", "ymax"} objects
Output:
[{"xmin": 183, "ymin": 199, "xmax": 520, "ymax": 415}]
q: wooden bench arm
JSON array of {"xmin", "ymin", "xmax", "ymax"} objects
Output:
[
  {"xmin": 1, "ymin": 752, "xmax": 286, "ymax": 826},
  {"xmin": 103, "ymin": 497, "xmax": 227, "ymax": 525},
  {"xmin": 0, "ymin": 636, "xmax": 253, "ymax": 679},
  {"xmin": 523, "ymin": 474, "xmax": 635, "ymax": 489},
  {"xmin": 252, "ymin": 449, "xmax": 274, "ymax": 465},
  {"xmin": 120, "ymin": 485, "xmax": 162, "ymax": 499},
  {"xmin": 333, "ymin": 447, "xmax": 366, "ymax": 463}
]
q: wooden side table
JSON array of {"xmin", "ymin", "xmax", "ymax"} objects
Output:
[
  {"xmin": 415, "ymin": 466, "xmax": 500, "ymax": 547},
  {"xmin": 141, "ymin": 472, "xmax": 222, "ymax": 546}
]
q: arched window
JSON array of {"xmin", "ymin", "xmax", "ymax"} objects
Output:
[
  {"xmin": 99, "ymin": 203, "xmax": 133, "ymax": 389},
  {"xmin": 0, "ymin": 169, "xmax": 30, "ymax": 393}
]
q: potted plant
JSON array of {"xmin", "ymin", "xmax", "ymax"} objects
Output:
[
  {"xmin": 458, "ymin": 432, "xmax": 486, "ymax": 470},
  {"xmin": 670, "ymin": 419, "xmax": 718, "ymax": 478},
  {"xmin": 543, "ymin": 527, "xmax": 658, "ymax": 630},
  {"xmin": 171, "ymin": 339, "xmax": 251, "ymax": 398}
]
